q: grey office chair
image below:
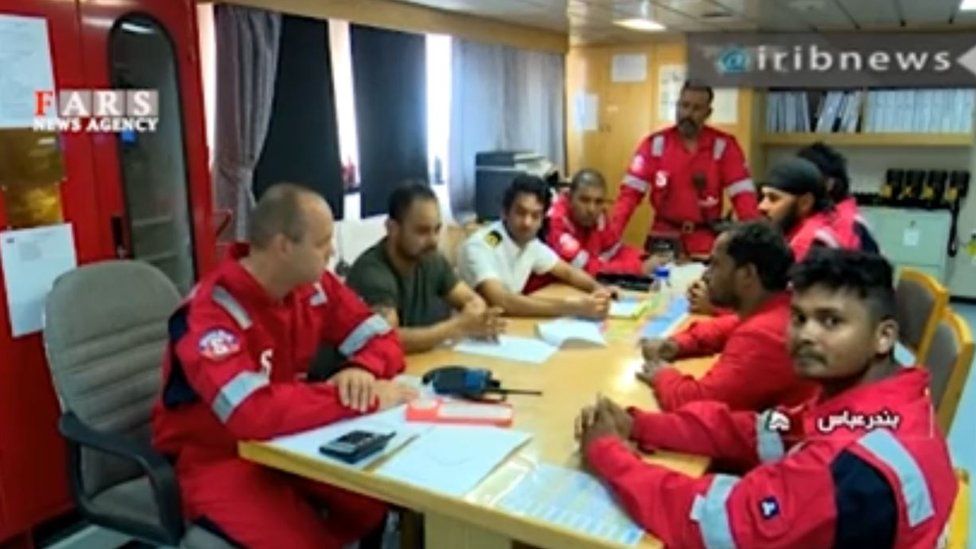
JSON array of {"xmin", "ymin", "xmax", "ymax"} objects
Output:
[{"xmin": 43, "ymin": 260, "xmax": 234, "ymax": 548}]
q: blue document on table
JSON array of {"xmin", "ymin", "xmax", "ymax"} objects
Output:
[
  {"xmin": 641, "ymin": 295, "xmax": 690, "ymax": 338},
  {"xmin": 498, "ymin": 463, "xmax": 644, "ymax": 546},
  {"xmin": 454, "ymin": 335, "xmax": 558, "ymax": 364},
  {"xmin": 375, "ymin": 425, "xmax": 531, "ymax": 497}
]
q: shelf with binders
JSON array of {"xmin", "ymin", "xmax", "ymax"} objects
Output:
[
  {"xmin": 759, "ymin": 132, "xmax": 975, "ymax": 147},
  {"xmin": 759, "ymin": 88, "xmax": 976, "ymax": 146}
]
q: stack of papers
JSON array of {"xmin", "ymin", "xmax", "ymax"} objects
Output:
[
  {"xmin": 376, "ymin": 425, "xmax": 531, "ymax": 497},
  {"xmin": 454, "ymin": 335, "xmax": 558, "ymax": 364},
  {"xmin": 498, "ymin": 463, "xmax": 644, "ymax": 546},
  {"xmin": 536, "ymin": 318, "xmax": 607, "ymax": 347},
  {"xmin": 267, "ymin": 405, "xmax": 429, "ymax": 469}
]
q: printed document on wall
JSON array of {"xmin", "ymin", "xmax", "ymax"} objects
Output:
[
  {"xmin": 657, "ymin": 64, "xmax": 686, "ymax": 121},
  {"xmin": 712, "ymin": 88, "xmax": 739, "ymax": 124},
  {"xmin": 611, "ymin": 53, "xmax": 647, "ymax": 83},
  {"xmin": 0, "ymin": 14, "xmax": 55, "ymax": 128},
  {"xmin": 1, "ymin": 224, "xmax": 77, "ymax": 337}
]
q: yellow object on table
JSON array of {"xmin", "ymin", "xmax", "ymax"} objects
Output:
[{"xmin": 240, "ymin": 285, "xmax": 712, "ymax": 549}]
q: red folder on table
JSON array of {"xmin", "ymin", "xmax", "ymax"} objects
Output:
[{"xmin": 406, "ymin": 397, "xmax": 514, "ymax": 427}]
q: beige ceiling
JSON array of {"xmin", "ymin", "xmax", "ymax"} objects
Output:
[{"xmin": 394, "ymin": 0, "xmax": 976, "ymax": 45}]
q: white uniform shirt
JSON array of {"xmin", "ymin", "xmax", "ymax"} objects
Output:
[{"xmin": 458, "ymin": 220, "xmax": 559, "ymax": 293}]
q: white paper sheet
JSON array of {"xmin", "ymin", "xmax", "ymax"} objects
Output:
[
  {"xmin": 657, "ymin": 64, "xmax": 686, "ymax": 120},
  {"xmin": 267, "ymin": 405, "xmax": 431, "ymax": 469},
  {"xmin": 454, "ymin": 335, "xmax": 558, "ymax": 364},
  {"xmin": 712, "ymin": 88, "xmax": 739, "ymax": 124},
  {"xmin": 498, "ymin": 463, "xmax": 644, "ymax": 546},
  {"xmin": 574, "ymin": 92, "xmax": 599, "ymax": 131},
  {"xmin": 609, "ymin": 297, "xmax": 649, "ymax": 319},
  {"xmin": 376, "ymin": 425, "xmax": 531, "ymax": 497},
  {"xmin": 1, "ymin": 224, "xmax": 77, "ymax": 337},
  {"xmin": 611, "ymin": 53, "xmax": 647, "ymax": 83},
  {"xmin": 536, "ymin": 318, "xmax": 606, "ymax": 347},
  {"xmin": 0, "ymin": 14, "xmax": 56, "ymax": 128}
]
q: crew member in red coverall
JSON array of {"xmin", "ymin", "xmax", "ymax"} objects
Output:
[
  {"xmin": 152, "ymin": 184, "xmax": 417, "ymax": 548},
  {"xmin": 611, "ymin": 80, "xmax": 759, "ymax": 259},
  {"xmin": 577, "ymin": 249, "xmax": 956, "ymax": 548},
  {"xmin": 637, "ymin": 222, "xmax": 817, "ymax": 411},
  {"xmin": 546, "ymin": 168, "xmax": 648, "ymax": 276},
  {"xmin": 686, "ymin": 157, "xmax": 852, "ymax": 316},
  {"xmin": 758, "ymin": 157, "xmax": 849, "ymax": 261},
  {"xmin": 798, "ymin": 142, "xmax": 880, "ymax": 253}
]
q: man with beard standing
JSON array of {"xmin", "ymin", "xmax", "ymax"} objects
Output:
[
  {"xmin": 611, "ymin": 81, "xmax": 759, "ymax": 259},
  {"xmin": 348, "ymin": 181, "xmax": 505, "ymax": 353}
]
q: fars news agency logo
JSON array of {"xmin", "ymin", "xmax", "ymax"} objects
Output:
[{"xmin": 32, "ymin": 89, "xmax": 159, "ymax": 133}]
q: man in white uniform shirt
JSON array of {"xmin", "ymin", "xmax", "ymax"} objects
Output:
[{"xmin": 459, "ymin": 175, "xmax": 611, "ymax": 319}]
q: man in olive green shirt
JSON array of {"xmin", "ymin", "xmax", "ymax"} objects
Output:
[{"xmin": 348, "ymin": 182, "xmax": 505, "ymax": 353}]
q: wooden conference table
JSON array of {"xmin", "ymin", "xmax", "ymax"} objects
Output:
[{"xmin": 240, "ymin": 286, "xmax": 714, "ymax": 549}]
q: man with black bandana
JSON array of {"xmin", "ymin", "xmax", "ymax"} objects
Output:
[{"xmin": 757, "ymin": 157, "xmax": 846, "ymax": 261}]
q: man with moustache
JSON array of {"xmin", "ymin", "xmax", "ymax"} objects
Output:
[
  {"xmin": 546, "ymin": 168, "xmax": 651, "ymax": 276},
  {"xmin": 348, "ymin": 181, "xmax": 505, "ymax": 353},
  {"xmin": 458, "ymin": 175, "xmax": 611, "ymax": 318},
  {"xmin": 577, "ymin": 249, "xmax": 956, "ymax": 548},
  {"xmin": 611, "ymin": 80, "xmax": 759, "ymax": 260}
]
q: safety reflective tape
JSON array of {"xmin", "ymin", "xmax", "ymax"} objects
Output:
[
  {"xmin": 857, "ymin": 429, "xmax": 935, "ymax": 527},
  {"xmin": 212, "ymin": 371, "xmax": 269, "ymax": 423},
  {"xmin": 212, "ymin": 285, "xmax": 252, "ymax": 329},
  {"xmin": 693, "ymin": 474, "xmax": 740, "ymax": 549},
  {"xmin": 571, "ymin": 250, "xmax": 590, "ymax": 269},
  {"xmin": 713, "ymin": 137, "xmax": 728, "ymax": 160},
  {"xmin": 339, "ymin": 313, "xmax": 392, "ymax": 356},
  {"xmin": 726, "ymin": 178, "xmax": 756, "ymax": 197},
  {"xmin": 651, "ymin": 135, "xmax": 665, "ymax": 157},
  {"xmin": 624, "ymin": 174, "xmax": 650, "ymax": 193}
]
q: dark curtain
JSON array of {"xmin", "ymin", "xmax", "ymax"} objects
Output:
[
  {"xmin": 253, "ymin": 15, "xmax": 344, "ymax": 219},
  {"xmin": 351, "ymin": 25, "xmax": 428, "ymax": 217}
]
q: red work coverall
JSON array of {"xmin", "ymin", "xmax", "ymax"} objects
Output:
[
  {"xmin": 152, "ymin": 244, "xmax": 404, "ymax": 548},
  {"xmin": 546, "ymin": 192, "xmax": 644, "ymax": 275},
  {"xmin": 787, "ymin": 211, "xmax": 847, "ymax": 261},
  {"xmin": 651, "ymin": 292, "xmax": 818, "ymax": 411},
  {"xmin": 612, "ymin": 126, "xmax": 759, "ymax": 257},
  {"xmin": 589, "ymin": 367, "xmax": 956, "ymax": 548}
]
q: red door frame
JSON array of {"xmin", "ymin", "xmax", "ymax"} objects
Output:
[
  {"xmin": 79, "ymin": 0, "xmax": 215, "ymax": 275},
  {"xmin": 0, "ymin": 0, "xmax": 213, "ymax": 544},
  {"xmin": 0, "ymin": 1, "xmax": 99, "ymax": 543}
]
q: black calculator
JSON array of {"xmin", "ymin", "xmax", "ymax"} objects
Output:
[{"xmin": 319, "ymin": 430, "xmax": 396, "ymax": 464}]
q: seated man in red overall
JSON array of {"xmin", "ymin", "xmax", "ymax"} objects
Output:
[
  {"xmin": 577, "ymin": 249, "xmax": 956, "ymax": 548},
  {"xmin": 152, "ymin": 183, "xmax": 416, "ymax": 548},
  {"xmin": 638, "ymin": 222, "xmax": 817, "ymax": 411},
  {"xmin": 798, "ymin": 142, "xmax": 880, "ymax": 253},
  {"xmin": 687, "ymin": 157, "xmax": 852, "ymax": 315},
  {"xmin": 546, "ymin": 168, "xmax": 649, "ymax": 276}
]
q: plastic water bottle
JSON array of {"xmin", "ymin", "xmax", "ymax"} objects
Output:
[{"xmin": 652, "ymin": 265, "xmax": 672, "ymax": 297}]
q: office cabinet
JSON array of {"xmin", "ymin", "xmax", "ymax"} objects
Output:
[{"xmin": 860, "ymin": 207, "xmax": 951, "ymax": 283}]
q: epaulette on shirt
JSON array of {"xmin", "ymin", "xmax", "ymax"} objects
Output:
[{"xmin": 484, "ymin": 230, "xmax": 502, "ymax": 247}]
